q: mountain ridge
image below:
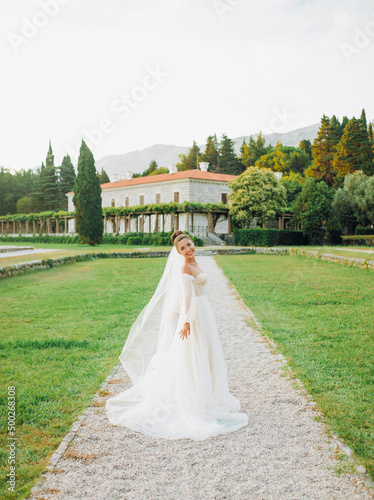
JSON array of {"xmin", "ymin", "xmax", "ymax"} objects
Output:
[{"xmin": 95, "ymin": 123, "xmax": 320, "ymax": 177}]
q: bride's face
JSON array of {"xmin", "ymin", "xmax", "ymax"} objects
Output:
[{"xmin": 177, "ymin": 238, "xmax": 195, "ymax": 258}]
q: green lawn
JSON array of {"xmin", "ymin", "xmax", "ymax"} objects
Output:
[
  {"xmin": 316, "ymin": 249, "xmax": 374, "ymax": 260},
  {"xmin": 0, "ymin": 242, "xmax": 172, "ymax": 266},
  {"xmin": 0, "ymin": 257, "xmax": 166, "ymax": 500},
  {"xmin": 215, "ymin": 253, "xmax": 374, "ymax": 480}
]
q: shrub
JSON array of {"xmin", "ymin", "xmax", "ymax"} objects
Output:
[
  {"xmin": 0, "ymin": 231, "xmax": 204, "ymax": 247},
  {"xmin": 355, "ymin": 226, "xmax": 374, "ymax": 235},
  {"xmin": 233, "ymin": 227, "xmax": 309, "ymax": 247}
]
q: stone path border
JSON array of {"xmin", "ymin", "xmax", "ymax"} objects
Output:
[
  {"xmin": 26, "ymin": 256, "xmax": 373, "ymax": 499},
  {"xmin": 1, "ymin": 245, "xmax": 374, "ymax": 280}
]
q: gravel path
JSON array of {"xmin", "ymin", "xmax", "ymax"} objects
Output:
[
  {"xmin": 0, "ymin": 246, "xmax": 61, "ymax": 258},
  {"xmin": 28, "ymin": 256, "xmax": 372, "ymax": 499},
  {"xmin": 330, "ymin": 247, "xmax": 374, "ymax": 254}
]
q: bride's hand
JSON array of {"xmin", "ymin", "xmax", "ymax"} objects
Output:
[{"xmin": 179, "ymin": 322, "xmax": 190, "ymax": 340}]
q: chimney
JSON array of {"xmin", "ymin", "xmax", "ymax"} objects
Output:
[
  {"xmin": 110, "ymin": 173, "xmax": 119, "ymax": 183},
  {"xmin": 199, "ymin": 162, "xmax": 209, "ymax": 172},
  {"xmin": 125, "ymin": 171, "xmax": 133, "ymax": 180},
  {"xmin": 168, "ymin": 164, "xmax": 177, "ymax": 174}
]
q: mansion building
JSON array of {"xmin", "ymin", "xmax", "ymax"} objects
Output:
[{"xmin": 66, "ymin": 163, "xmax": 237, "ymax": 235}]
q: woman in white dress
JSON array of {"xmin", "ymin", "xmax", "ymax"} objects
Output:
[{"xmin": 105, "ymin": 230, "xmax": 248, "ymax": 440}]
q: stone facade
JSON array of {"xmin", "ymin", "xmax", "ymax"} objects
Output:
[{"xmin": 66, "ymin": 168, "xmax": 236, "ymax": 235}]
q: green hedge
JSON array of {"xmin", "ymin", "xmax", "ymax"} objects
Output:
[
  {"xmin": 0, "ymin": 231, "xmax": 205, "ymax": 247},
  {"xmin": 355, "ymin": 226, "xmax": 374, "ymax": 235},
  {"xmin": 342, "ymin": 235, "xmax": 374, "ymax": 246},
  {"xmin": 0, "ymin": 234, "xmax": 82, "ymax": 244},
  {"xmin": 233, "ymin": 227, "xmax": 310, "ymax": 247}
]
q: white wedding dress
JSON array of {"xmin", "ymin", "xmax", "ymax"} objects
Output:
[{"xmin": 106, "ymin": 267, "xmax": 248, "ymax": 441}]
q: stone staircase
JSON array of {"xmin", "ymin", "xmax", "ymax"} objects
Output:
[{"xmin": 192, "ymin": 232, "xmax": 227, "ymax": 247}]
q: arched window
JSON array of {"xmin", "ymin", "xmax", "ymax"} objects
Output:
[
  {"xmin": 125, "ymin": 197, "xmax": 129, "ymax": 207},
  {"xmin": 111, "ymin": 198, "xmax": 115, "ymax": 207}
]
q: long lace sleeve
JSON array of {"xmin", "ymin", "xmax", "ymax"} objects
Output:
[{"xmin": 180, "ymin": 275, "xmax": 197, "ymax": 324}]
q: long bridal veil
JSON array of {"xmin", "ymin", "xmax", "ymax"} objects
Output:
[
  {"xmin": 119, "ymin": 246, "xmax": 184, "ymax": 384},
  {"xmin": 108, "ymin": 244, "xmax": 249, "ymax": 440}
]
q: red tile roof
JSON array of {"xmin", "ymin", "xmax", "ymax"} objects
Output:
[{"xmin": 66, "ymin": 169, "xmax": 238, "ymax": 194}]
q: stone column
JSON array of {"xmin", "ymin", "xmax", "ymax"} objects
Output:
[
  {"xmin": 228, "ymin": 213, "xmax": 232, "ymax": 233},
  {"xmin": 170, "ymin": 213, "xmax": 175, "ymax": 232},
  {"xmin": 207, "ymin": 213, "xmax": 214, "ymax": 233},
  {"xmin": 56, "ymin": 218, "xmax": 60, "ymax": 234}
]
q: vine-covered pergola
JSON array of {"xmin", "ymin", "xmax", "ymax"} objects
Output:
[{"xmin": 0, "ymin": 202, "xmax": 232, "ymax": 236}]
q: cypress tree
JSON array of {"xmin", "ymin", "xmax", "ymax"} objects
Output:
[
  {"xmin": 333, "ymin": 117, "xmax": 374, "ymax": 183},
  {"xmin": 73, "ymin": 140, "xmax": 103, "ymax": 245},
  {"xmin": 40, "ymin": 141, "xmax": 59, "ymax": 209},
  {"xmin": 58, "ymin": 154, "xmax": 76, "ymax": 210},
  {"xmin": 360, "ymin": 108, "xmax": 367, "ymax": 131},
  {"xmin": 46, "ymin": 139, "xmax": 54, "ymax": 168}
]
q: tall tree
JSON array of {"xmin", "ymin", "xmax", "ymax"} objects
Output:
[
  {"xmin": 40, "ymin": 141, "xmax": 59, "ymax": 210},
  {"xmin": 219, "ymin": 134, "xmax": 241, "ymax": 175},
  {"xmin": 360, "ymin": 108, "xmax": 367, "ymax": 131},
  {"xmin": 176, "ymin": 141, "xmax": 201, "ymax": 171},
  {"xmin": 0, "ymin": 167, "xmax": 15, "ymax": 215},
  {"xmin": 46, "ymin": 139, "xmax": 54, "ymax": 168},
  {"xmin": 201, "ymin": 134, "xmax": 220, "ymax": 172},
  {"xmin": 97, "ymin": 167, "xmax": 110, "ymax": 184},
  {"xmin": 141, "ymin": 160, "xmax": 159, "ymax": 177},
  {"xmin": 306, "ymin": 115, "xmax": 340, "ymax": 187},
  {"xmin": 58, "ymin": 154, "xmax": 76, "ymax": 210},
  {"xmin": 240, "ymin": 133, "xmax": 272, "ymax": 169},
  {"xmin": 73, "ymin": 140, "xmax": 103, "ymax": 245},
  {"xmin": 31, "ymin": 162, "xmax": 47, "ymax": 212},
  {"xmin": 255, "ymin": 141, "xmax": 290, "ymax": 173},
  {"xmin": 333, "ymin": 117, "xmax": 374, "ymax": 183},
  {"xmin": 368, "ymin": 122, "xmax": 373, "ymax": 142},
  {"xmin": 298, "ymin": 139, "xmax": 313, "ymax": 162},
  {"xmin": 341, "ymin": 116, "xmax": 349, "ymax": 134},
  {"xmin": 331, "ymin": 115, "xmax": 343, "ymax": 139}
]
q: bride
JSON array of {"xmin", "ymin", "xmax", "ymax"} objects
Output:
[{"xmin": 105, "ymin": 230, "xmax": 248, "ymax": 440}]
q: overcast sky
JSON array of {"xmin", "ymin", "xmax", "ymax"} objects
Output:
[{"xmin": 1, "ymin": 0, "xmax": 373, "ymax": 172}]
